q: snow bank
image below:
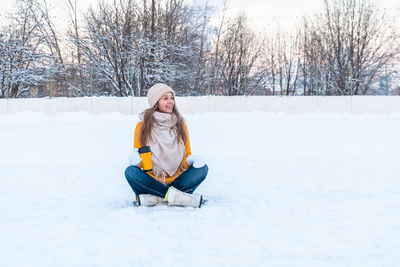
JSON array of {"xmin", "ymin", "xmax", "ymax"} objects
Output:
[{"xmin": 1, "ymin": 96, "xmax": 400, "ymax": 115}]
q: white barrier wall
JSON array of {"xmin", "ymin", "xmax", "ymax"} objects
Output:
[{"xmin": 1, "ymin": 96, "xmax": 400, "ymax": 114}]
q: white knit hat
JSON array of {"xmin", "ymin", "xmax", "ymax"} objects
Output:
[{"xmin": 147, "ymin": 83, "xmax": 175, "ymax": 108}]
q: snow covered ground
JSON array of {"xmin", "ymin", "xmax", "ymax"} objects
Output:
[{"xmin": 1, "ymin": 111, "xmax": 400, "ymax": 266}]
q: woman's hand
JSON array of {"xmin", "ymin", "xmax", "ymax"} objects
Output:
[
  {"xmin": 128, "ymin": 150, "xmax": 142, "ymax": 167},
  {"xmin": 186, "ymin": 155, "xmax": 206, "ymax": 168}
]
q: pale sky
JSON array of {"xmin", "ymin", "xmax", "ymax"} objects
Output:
[
  {"xmin": 220, "ymin": 0, "xmax": 400, "ymax": 32},
  {"xmin": 1, "ymin": 0, "xmax": 399, "ymax": 33}
]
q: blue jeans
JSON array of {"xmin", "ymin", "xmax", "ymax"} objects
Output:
[{"xmin": 124, "ymin": 165, "xmax": 208, "ymax": 198}]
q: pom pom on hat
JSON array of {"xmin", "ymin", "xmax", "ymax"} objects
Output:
[{"xmin": 147, "ymin": 83, "xmax": 175, "ymax": 108}]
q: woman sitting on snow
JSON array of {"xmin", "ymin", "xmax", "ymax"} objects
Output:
[{"xmin": 124, "ymin": 83, "xmax": 208, "ymax": 208}]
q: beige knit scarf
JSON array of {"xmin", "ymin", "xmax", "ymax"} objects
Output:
[{"xmin": 149, "ymin": 111, "xmax": 185, "ymax": 183}]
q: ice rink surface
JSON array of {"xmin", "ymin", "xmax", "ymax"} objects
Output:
[{"xmin": 1, "ymin": 111, "xmax": 399, "ymax": 266}]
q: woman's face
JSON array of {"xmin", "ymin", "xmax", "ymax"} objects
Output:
[{"xmin": 157, "ymin": 92, "xmax": 175, "ymax": 113}]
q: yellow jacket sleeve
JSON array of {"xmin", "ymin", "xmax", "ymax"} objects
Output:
[
  {"xmin": 182, "ymin": 122, "xmax": 192, "ymax": 169},
  {"xmin": 134, "ymin": 121, "xmax": 143, "ymax": 149},
  {"xmin": 133, "ymin": 122, "xmax": 143, "ymax": 168}
]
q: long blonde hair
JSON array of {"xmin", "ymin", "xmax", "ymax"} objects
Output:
[{"xmin": 139, "ymin": 103, "xmax": 187, "ymax": 146}]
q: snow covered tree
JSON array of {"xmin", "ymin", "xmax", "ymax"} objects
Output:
[
  {"xmin": 260, "ymin": 27, "xmax": 301, "ymax": 96},
  {"xmin": 0, "ymin": 0, "xmax": 74, "ymax": 98},
  {"xmin": 73, "ymin": 0, "xmax": 210, "ymax": 96},
  {"xmin": 211, "ymin": 14, "xmax": 261, "ymax": 95},
  {"xmin": 64, "ymin": 0, "xmax": 86, "ymax": 96},
  {"xmin": 302, "ymin": 0, "xmax": 399, "ymax": 95},
  {"xmin": 0, "ymin": 0, "xmax": 53, "ymax": 98}
]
